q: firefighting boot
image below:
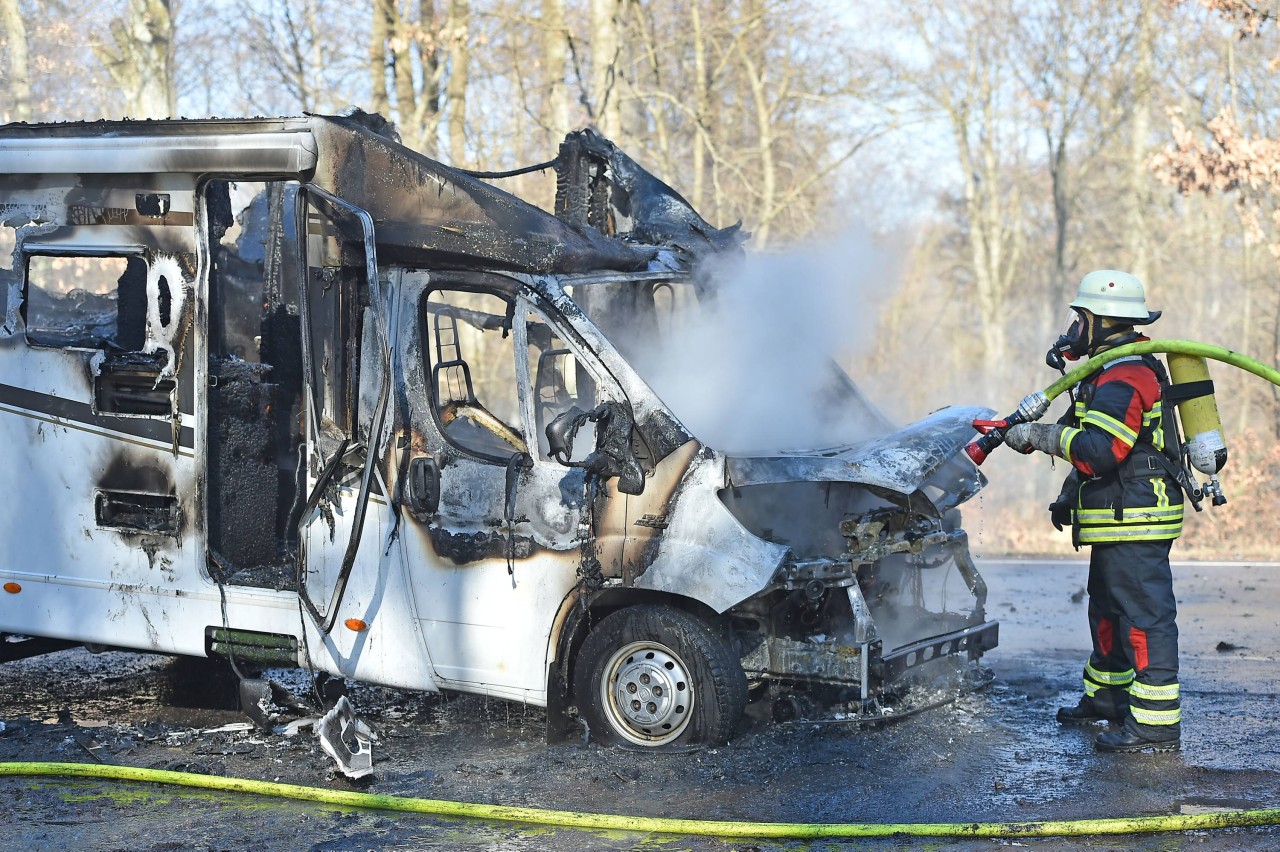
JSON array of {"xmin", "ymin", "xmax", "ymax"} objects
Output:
[
  {"xmin": 1056, "ymin": 689, "xmax": 1126, "ymax": 726},
  {"xmin": 1095, "ymin": 718, "xmax": 1180, "ymax": 753}
]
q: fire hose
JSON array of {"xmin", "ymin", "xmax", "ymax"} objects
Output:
[
  {"xmin": 964, "ymin": 339, "xmax": 1280, "ymax": 466},
  {"xmin": 1, "ymin": 761, "xmax": 1278, "ymax": 839}
]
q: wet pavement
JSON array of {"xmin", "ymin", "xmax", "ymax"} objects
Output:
[{"xmin": 2, "ymin": 558, "xmax": 1280, "ymax": 851}]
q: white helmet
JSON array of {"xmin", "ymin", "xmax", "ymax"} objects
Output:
[{"xmin": 1070, "ymin": 269, "xmax": 1160, "ymax": 325}]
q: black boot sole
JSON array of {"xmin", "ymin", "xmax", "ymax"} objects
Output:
[{"xmin": 1096, "ymin": 736, "xmax": 1180, "ymax": 753}]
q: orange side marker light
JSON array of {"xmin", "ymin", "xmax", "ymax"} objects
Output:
[
  {"xmin": 344, "ymin": 618, "xmax": 368, "ymax": 631},
  {"xmin": 3, "ymin": 582, "xmax": 20, "ymax": 594}
]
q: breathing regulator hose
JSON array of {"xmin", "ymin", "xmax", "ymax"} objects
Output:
[
  {"xmin": 2, "ymin": 761, "xmax": 1279, "ymax": 839},
  {"xmin": 964, "ymin": 340, "xmax": 1280, "ymax": 473}
]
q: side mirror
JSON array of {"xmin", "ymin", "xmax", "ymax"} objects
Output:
[
  {"xmin": 546, "ymin": 405, "xmax": 589, "ymax": 464},
  {"xmin": 407, "ymin": 456, "xmax": 440, "ymax": 514}
]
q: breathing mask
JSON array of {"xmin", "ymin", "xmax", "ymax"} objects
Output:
[{"xmin": 1045, "ymin": 309, "xmax": 1090, "ymax": 372}]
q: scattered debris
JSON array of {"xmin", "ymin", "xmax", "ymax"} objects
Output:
[
  {"xmin": 316, "ymin": 695, "xmax": 377, "ymax": 779},
  {"xmin": 201, "ymin": 722, "xmax": 255, "ymax": 734},
  {"xmin": 1216, "ymin": 641, "xmax": 1241, "ymax": 652},
  {"xmin": 1070, "ymin": 587, "xmax": 1086, "ymax": 603},
  {"xmin": 239, "ymin": 679, "xmax": 276, "ymax": 730},
  {"xmin": 274, "ymin": 718, "xmax": 317, "ymax": 738}
]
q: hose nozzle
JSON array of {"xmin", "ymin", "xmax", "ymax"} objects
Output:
[
  {"xmin": 964, "ymin": 432, "xmax": 1003, "ymax": 465},
  {"xmin": 965, "ymin": 409, "xmax": 1032, "ymax": 466}
]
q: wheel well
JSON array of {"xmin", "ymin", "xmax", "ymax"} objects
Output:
[
  {"xmin": 572, "ymin": 588, "xmax": 726, "ymax": 668},
  {"xmin": 544, "ymin": 588, "xmax": 730, "ymax": 743}
]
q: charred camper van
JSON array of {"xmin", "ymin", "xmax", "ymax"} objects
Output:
[{"xmin": 0, "ymin": 114, "xmax": 997, "ymax": 748}]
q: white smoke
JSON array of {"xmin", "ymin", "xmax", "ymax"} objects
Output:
[{"xmin": 631, "ymin": 228, "xmax": 899, "ymax": 454}]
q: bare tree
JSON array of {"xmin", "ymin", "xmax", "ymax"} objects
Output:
[
  {"xmin": 589, "ymin": 0, "xmax": 623, "ymax": 137},
  {"xmin": 0, "ymin": 0, "xmax": 30, "ymax": 123},
  {"xmin": 541, "ymin": 0, "xmax": 571, "ymax": 135},
  {"xmin": 1009, "ymin": 0, "xmax": 1138, "ymax": 313},
  {"xmin": 444, "ymin": 0, "xmax": 469, "ymax": 164},
  {"xmin": 890, "ymin": 2, "xmax": 1029, "ymax": 390},
  {"xmin": 370, "ymin": 0, "xmax": 393, "ymax": 116},
  {"xmin": 93, "ymin": 0, "xmax": 175, "ymax": 118}
]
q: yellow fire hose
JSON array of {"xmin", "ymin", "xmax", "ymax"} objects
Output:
[
  {"xmin": 1041, "ymin": 339, "xmax": 1280, "ymax": 401},
  {"xmin": 1, "ymin": 761, "xmax": 1278, "ymax": 839}
]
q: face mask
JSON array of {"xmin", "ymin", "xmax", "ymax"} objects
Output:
[{"xmin": 1045, "ymin": 310, "xmax": 1089, "ymax": 371}]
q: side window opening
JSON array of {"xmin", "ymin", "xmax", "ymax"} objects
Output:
[
  {"xmin": 304, "ymin": 196, "xmax": 363, "ymax": 443},
  {"xmin": 23, "ymin": 253, "xmax": 147, "ymax": 350},
  {"xmin": 425, "ymin": 289, "xmax": 527, "ymax": 460},
  {"xmin": 526, "ymin": 307, "xmax": 600, "ymax": 462}
]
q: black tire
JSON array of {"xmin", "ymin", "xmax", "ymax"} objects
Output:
[{"xmin": 573, "ymin": 604, "xmax": 747, "ymax": 748}]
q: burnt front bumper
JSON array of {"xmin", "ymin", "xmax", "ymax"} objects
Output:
[{"xmin": 878, "ymin": 619, "xmax": 999, "ymax": 682}]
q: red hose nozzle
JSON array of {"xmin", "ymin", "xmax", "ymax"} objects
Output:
[
  {"xmin": 965, "ymin": 413, "xmax": 1027, "ymax": 466},
  {"xmin": 964, "ymin": 432, "xmax": 1002, "ymax": 465}
]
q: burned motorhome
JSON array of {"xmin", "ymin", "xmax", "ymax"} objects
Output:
[{"xmin": 0, "ymin": 113, "xmax": 997, "ymax": 748}]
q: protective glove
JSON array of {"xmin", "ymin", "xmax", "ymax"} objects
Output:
[
  {"xmin": 1048, "ymin": 499, "xmax": 1073, "ymax": 531},
  {"xmin": 1003, "ymin": 422, "xmax": 1066, "ymax": 457},
  {"xmin": 1016, "ymin": 391, "xmax": 1051, "ymax": 423}
]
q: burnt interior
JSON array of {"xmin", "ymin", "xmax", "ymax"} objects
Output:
[{"xmin": 205, "ymin": 180, "xmax": 305, "ymax": 584}]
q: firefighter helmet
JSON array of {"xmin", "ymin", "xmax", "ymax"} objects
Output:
[{"xmin": 1070, "ymin": 269, "xmax": 1161, "ymax": 325}]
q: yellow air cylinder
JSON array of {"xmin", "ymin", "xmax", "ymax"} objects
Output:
[{"xmin": 1167, "ymin": 353, "xmax": 1227, "ymax": 474}]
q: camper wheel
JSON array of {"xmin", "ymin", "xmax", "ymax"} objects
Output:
[{"xmin": 573, "ymin": 604, "xmax": 746, "ymax": 748}]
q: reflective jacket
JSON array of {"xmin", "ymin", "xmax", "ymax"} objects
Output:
[{"xmin": 1056, "ymin": 353, "xmax": 1184, "ymax": 545}]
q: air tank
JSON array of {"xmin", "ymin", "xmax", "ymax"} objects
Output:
[{"xmin": 1167, "ymin": 353, "xmax": 1227, "ymax": 475}]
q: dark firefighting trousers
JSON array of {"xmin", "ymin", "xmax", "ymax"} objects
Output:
[{"xmin": 1081, "ymin": 540, "xmax": 1181, "ymax": 739}]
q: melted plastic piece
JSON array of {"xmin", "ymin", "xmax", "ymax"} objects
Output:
[{"xmin": 315, "ymin": 694, "xmax": 377, "ymax": 779}]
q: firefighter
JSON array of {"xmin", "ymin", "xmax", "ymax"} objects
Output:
[{"xmin": 1002, "ymin": 270, "xmax": 1183, "ymax": 753}]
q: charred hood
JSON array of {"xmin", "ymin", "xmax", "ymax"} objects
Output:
[{"xmin": 724, "ymin": 406, "xmax": 993, "ymax": 499}]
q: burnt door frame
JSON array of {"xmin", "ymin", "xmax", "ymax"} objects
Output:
[{"xmin": 296, "ymin": 185, "xmax": 392, "ymax": 633}]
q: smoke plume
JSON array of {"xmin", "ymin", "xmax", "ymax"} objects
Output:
[{"xmin": 631, "ymin": 229, "xmax": 899, "ymax": 454}]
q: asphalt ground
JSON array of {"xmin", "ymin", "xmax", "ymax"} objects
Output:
[{"xmin": 2, "ymin": 558, "xmax": 1280, "ymax": 851}]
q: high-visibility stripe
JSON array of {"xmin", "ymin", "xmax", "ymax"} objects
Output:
[
  {"xmin": 1153, "ymin": 478, "xmax": 1170, "ymax": 509},
  {"xmin": 1102, "ymin": 355, "xmax": 1145, "ymax": 369},
  {"xmin": 1083, "ymin": 679, "xmax": 1099, "ymax": 697},
  {"xmin": 1129, "ymin": 681, "xmax": 1180, "ymax": 701},
  {"xmin": 1085, "ymin": 662, "xmax": 1134, "ymax": 687},
  {"xmin": 1142, "ymin": 411, "xmax": 1166, "ymax": 450},
  {"xmin": 1078, "ymin": 525, "xmax": 1183, "ymax": 544},
  {"xmin": 1075, "ymin": 507, "xmax": 1183, "ymax": 520},
  {"xmin": 1130, "ymin": 705, "xmax": 1181, "ymax": 725},
  {"xmin": 1060, "ymin": 426, "xmax": 1082, "ymax": 458},
  {"xmin": 1081, "ymin": 410, "xmax": 1138, "ymax": 445}
]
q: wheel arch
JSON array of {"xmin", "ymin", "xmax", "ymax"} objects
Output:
[{"xmin": 543, "ymin": 586, "xmax": 734, "ymax": 744}]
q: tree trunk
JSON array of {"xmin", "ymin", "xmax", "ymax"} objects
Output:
[
  {"xmin": 740, "ymin": 39, "xmax": 776, "ymax": 248},
  {"xmin": 590, "ymin": 0, "xmax": 621, "ymax": 135},
  {"xmin": 370, "ymin": 0, "xmax": 393, "ymax": 117},
  {"xmin": 542, "ymin": 0, "xmax": 570, "ymax": 135},
  {"xmin": 392, "ymin": 2, "xmax": 420, "ymax": 149},
  {"xmin": 1126, "ymin": 0, "xmax": 1153, "ymax": 282},
  {"xmin": 445, "ymin": 0, "xmax": 470, "ymax": 164},
  {"xmin": 93, "ymin": 0, "xmax": 175, "ymax": 119},
  {"xmin": 1, "ymin": 0, "xmax": 30, "ymax": 123},
  {"xmin": 691, "ymin": 1, "xmax": 710, "ymax": 210}
]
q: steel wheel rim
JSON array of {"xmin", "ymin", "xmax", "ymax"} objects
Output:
[{"xmin": 600, "ymin": 640, "xmax": 694, "ymax": 746}]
